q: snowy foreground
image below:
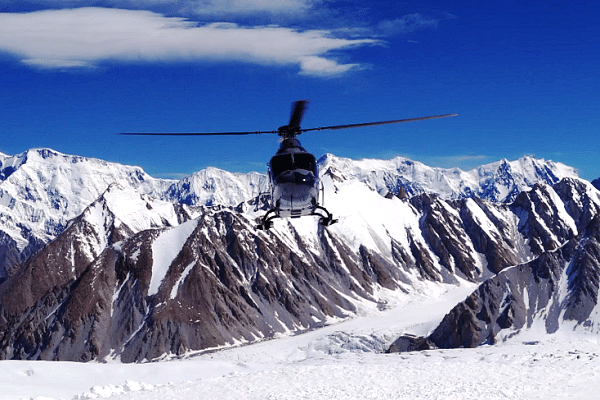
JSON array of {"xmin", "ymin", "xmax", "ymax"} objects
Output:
[{"xmin": 3, "ymin": 284, "xmax": 600, "ymax": 400}]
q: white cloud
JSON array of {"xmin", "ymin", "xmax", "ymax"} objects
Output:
[
  {"xmin": 378, "ymin": 13, "xmax": 438, "ymax": 36},
  {"xmin": 298, "ymin": 56, "xmax": 359, "ymax": 76},
  {"xmin": 0, "ymin": 0, "xmax": 318, "ymax": 17},
  {"xmin": 0, "ymin": 7, "xmax": 378, "ymax": 76},
  {"xmin": 178, "ymin": 0, "xmax": 315, "ymax": 16}
]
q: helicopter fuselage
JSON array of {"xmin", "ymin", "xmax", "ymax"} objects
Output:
[{"xmin": 268, "ymin": 138, "xmax": 319, "ymax": 218}]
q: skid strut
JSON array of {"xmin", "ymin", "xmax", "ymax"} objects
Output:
[{"xmin": 256, "ymin": 206, "xmax": 337, "ymax": 230}]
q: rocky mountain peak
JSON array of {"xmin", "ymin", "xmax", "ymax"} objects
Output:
[
  {"xmin": 165, "ymin": 167, "xmax": 268, "ymax": 207},
  {"xmin": 0, "ymin": 148, "xmax": 595, "ymax": 362}
]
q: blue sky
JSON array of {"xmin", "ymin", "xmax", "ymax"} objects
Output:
[{"xmin": 1, "ymin": 1, "xmax": 598, "ymax": 180}]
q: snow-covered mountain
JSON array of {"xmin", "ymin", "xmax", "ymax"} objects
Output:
[
  {"xmin": 319, "ymin": 153, "xmax": 576, "ymax": 202},
  {"xmin": 390, "ymin": 178, "xmax": 600, "ymax": 352},
  {"xmin": 0, "ymin": 149, "xmax": 173, "ymax": 277},
  {"xmin": 0, "ymin": 147, "xmax": 597, "ymax": 362},
  {"xmin": 0, "ymin": 148, "xmax": 577, "ymax": 280},
  {"xmin": 164, "ymin": 167, "xmax": 268, "ymax": 207}
]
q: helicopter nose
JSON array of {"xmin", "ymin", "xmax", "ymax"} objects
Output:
[
  {"xmin": 275, "ymin": 170, "xmax": 315, "ymax": 185},
  {"xmin": 294, "ymin": 171, "xmax": 315, "ymax": 185}
]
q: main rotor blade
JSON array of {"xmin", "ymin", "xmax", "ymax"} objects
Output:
[
  {"xmin": 119, "ymin": 130, "xmax": 279, "ymax": 136},
  {"xmin": 289, "ymin": 100, "xmax": 309, "ymax": 128},
  {"xmin": 301, "ymin": 113, "xmax": 458, "ymax": 132},
  {"xmin": 119, "ymin": 112, "xmax": 457, "ymax": 136}
]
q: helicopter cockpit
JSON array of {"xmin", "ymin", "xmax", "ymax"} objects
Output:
[
  {"xmin": 267, "ymin": 150, "xmax": 320, "ymax": 224},
  {"xmin": 269, "ymin": 152, "xmax": 317, "ymax": 181}
]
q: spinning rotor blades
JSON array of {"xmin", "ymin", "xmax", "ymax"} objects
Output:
[
  {"xmin": 288, "ymin": 100, "xmax": 308, "ymax": 129},
  {"xmin": 301, "ymin": 113, "xmax": 458, "ymax": 132},
  {"xmin": 119, "ymin": 101, "xmax": 457, "ymax": 136}
]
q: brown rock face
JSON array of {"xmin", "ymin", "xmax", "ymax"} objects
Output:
[{"xmin": 2, "ymin": 178, "xmax": 599, "ymax": 362}]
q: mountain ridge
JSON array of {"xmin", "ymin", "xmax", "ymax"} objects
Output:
[
  {"xmin": 1, "ymin": 148, "xmax": 577, "ymax": 281},
  {"xmin": 0, "ymin": 148, "xmax": 597, "ymax": 362},
  {"xmin": 389, "ymin": 177, "xmax": 600, "ymax": 353}
]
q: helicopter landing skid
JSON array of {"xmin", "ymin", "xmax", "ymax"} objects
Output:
[
  {"xmin": 256, "ymin": 206, "xmax": 338, "ymax": 230},
  {"xmin": 312, "ymin": 205, "xmax": 338, "ymax": 227}
]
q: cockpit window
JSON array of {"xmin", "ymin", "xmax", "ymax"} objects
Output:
[
  {"xmin": 270, "ymin": 154, "xmax": 293, "ymax": 177},
  {"xmin": 293, "ymin": 153, "xmax": 317, "ymax": 173},
  {"xmin": 270, "ymin": 153, "xmax": 316, "ymax": 177}
]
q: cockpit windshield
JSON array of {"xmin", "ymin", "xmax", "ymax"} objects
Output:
[{"xmin": 270, "ymin": 153, "xmax": 317, "ymax": 177}]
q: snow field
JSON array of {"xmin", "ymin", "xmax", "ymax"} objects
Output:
[
  {"xmin": 3, "ymin": 283, "xmax": 600, "ymax": 399},
  {"xmin": 98, "ymin": 342, "xmax": 600, "ymax": 400}
]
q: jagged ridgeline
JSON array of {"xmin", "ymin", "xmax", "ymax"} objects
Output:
[{"xmin": 1, "ymin": 148, "xmax": 599, "ymax": 362}]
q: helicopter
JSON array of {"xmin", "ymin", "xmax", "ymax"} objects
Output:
[{"xmin": 121, "ymin": 100, "xmax": 457, "ymax": 229}]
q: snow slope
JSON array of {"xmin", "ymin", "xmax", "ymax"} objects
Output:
[
  {"xmin": 0, "ymin": 148, "xmax": 577, "ymax": 280},
  {"xmin": 0, "ymin": 159, "xmax": 594, "ymax": 363},
  {"xmin": 149, "ymin": 219, "xmax": 199, "ymax": 296},
  {"xmin": 0, "ymin": 149, "xmax": 171, "ymax": 242},
  {"xmin": 320, "ymin": 153, "xmax": 576, "ymax": 203},
  {"xmin": 0, "ymin": 149, "xmax": 175, "ymax": 277},
  {"xmin": 3, "ymin": 283, "xmax": 600, "ymax": 400},
  {"xmin": 0, "ymin": 149, "xmax": 593, "ymax": 399}
]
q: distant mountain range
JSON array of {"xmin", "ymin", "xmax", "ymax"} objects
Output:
[
  {"xmin": 1, "ymin": 148, "xmax": 599, "ymax": 362},
  {"xmin": 0, "ymin": 148, "xmax": 576, "ymax": 278}
]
